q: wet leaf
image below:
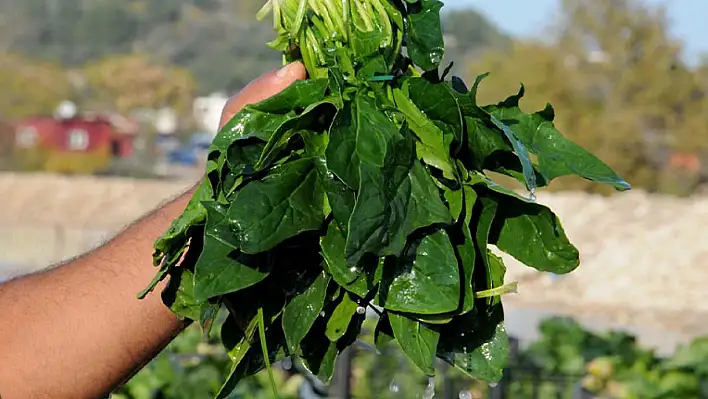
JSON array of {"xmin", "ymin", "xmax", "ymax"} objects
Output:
[
  {"xmin": 389, "ymin": 312, "xmax": 440, "ymax": 375},
  {"xmin": 282, "ymin": 271, "xmax": 331, "ymax": 353},
  {"xmin": 380, "ymin": 230, "xmax": 460, "ymax": 314},
  {"xmin": 228, "ymin": 157, "xmax": 325, "ymax": 254}
]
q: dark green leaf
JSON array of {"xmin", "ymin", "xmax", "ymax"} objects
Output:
[
  {"xmin": 406, "ymin": 0, "xmax": 445, "ymax": 71},
  {"xmin": 407, "ymin": 78, "xmax": 464, "ymax": 148},
  {"xmin": 282, "ymin": 271, "xmax": 331, "ymax": 353},
  {"xmin": 326, "ymin": 293, "xmax": 360, "ymax": 342},
  {"xmin": 228, "ymin": 157, "xmax": 325, "ymax": 254},
  {"xmin": 471, "ymin": 196, "xmax": 504, "ymax": 307},
  {"xmin": 193, "ymin": 202, "xmax": 272, "ymax": 301},
  {"xmin": 446, "ymin": 185, "xmax": 478, "ymax": 313},
  {"xmin": 393, "ymin": 87, "xmax": 455, "ymax": 178},
  {"xmin": 484, "ymin": 85, "xmax": 630, "ymax": 191},
  {"xmin": 149, "ymin": 179, "xmax": 212, "ymax": 274},
  {"xmin": 380, "ymin": 230, "xmax": 460, "ymax": 314},
  {"xmin": 320, "ymin": 222, "xmax": 373, "ymax": 297},
  {"xmin": 439, "ymin": 315, "xmax": 509, "ymax": 383},
  {"xmin": 162, "ymin": 267, "xmax": 217, "ymax": 322},
  {"xmin": 326, "ymin": 93, "xmax": 415, "ymax": 264},
  {"xmin": 211, "ymin": 79, "xmax": 329, "ymax": 151},
  {"xmin": 485, "ymin": 188, "xmax": 580, "ymax": 274},
  {"xmin": 389, "ymin": 312, "xmax": 440, "ymax": 375},
  {"xmin": 374, "ymin": 313, "xmax": 395, "ymax": 349},
  {"xmin": 380, "ymin": 161, "xmax": 453, "ymax": 256}
]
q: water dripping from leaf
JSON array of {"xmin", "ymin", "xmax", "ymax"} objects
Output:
[
  {"xmin": 529, "ymin": 187, "xmax": 537, "ymax": 202},
  {"xmin": 282, "ymin": 356, "xmax": 293, "ymax": 370},
  {"xmin": 488, "ymin": 382, "xmax": 498, "ymax": 388},
  {"xmin": 389, "ymin": 381, "xmax": 400, "ymax": 393},
  {"xmin": 356, "ymin": 306, "xmax": 366, "ymax": 314},
  {"xmin": 421, "ymin": 376, "xmax": 435, "ymax": 399},
  {"xmin": 458, "ymin": 391, "xmax": 472, "ymax": 399},
  {"xmin": 319, "ymin": 310, "xmax": 326, "ymax": 317}
]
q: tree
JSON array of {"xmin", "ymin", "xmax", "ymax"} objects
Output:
[
  {"xmin": 468, "ymin": 0, "xmax": 708, "ymax": 195},
  {"xmin": 0, "ymin": 53, "xmax": 72, "ymax": 120},
  {"xmin": 82, "ymin": 53, "xmax": 196, "ymax": 114}
]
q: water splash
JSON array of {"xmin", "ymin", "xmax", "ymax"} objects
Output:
[
  {"xmin": 281, "ymin": 356, "xmax": 293, "ymax": 370},
  {"xmin": 421, "ymin": 376, "xmax": 436, "ymax": 399},
  {"xmin": 458, "ymin": 391, "xmax": 472, "ymax": 399}
]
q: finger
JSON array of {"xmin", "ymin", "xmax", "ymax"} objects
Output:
[{"xmin": 219, "ymin": 62, "xmax": 307, "ymax": 129}]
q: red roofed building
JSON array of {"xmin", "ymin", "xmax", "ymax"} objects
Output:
[{"xmin": 12, "ymin": 112, "xmax": 138, "ymax": 174}]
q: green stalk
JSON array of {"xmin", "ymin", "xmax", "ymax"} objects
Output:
[
  {"xmin": 324, "ymin": 0, "xmax": 348, "ymax": 40},
  {"xmin": 475, "ymin": 282, "xmax": 519, "ymax": 299},
  {"xmin": 257, "ymin": 307, "xmax": 279, "ymax": 399},
  {"xmin": 310, "ymin": 14, "xmax": 331, "ymax": 42},
  {"xmin": 256, "ymin": 0, "xmax": 273, "ymax": 21},
  {"xmin": 291, "ymin": 0, "xmax": 309, "ymax": 37},
  {"xmin": 352, "ymin": 0, "xmax": 374, "ymax": 31},
  {"xmin": 370, "ymin": 0, "xmax": 392, "ymax": 46}
]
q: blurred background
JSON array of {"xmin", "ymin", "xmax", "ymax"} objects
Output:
[{"xmin": 1, "ymin": 0, "xmax": 707, "ymax": 397}]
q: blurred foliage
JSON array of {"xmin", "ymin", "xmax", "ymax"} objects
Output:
[
  {"xmin": 82, "ymin": 53, "xmax": 196, "ymax": 114},
  {"xmin": 0, "ymin": 0, "xmax": 507, "ymax": 96},
  {"xmin": 0, "ymin": 53, "xmax": 72, "ymax": 119},
  {"xmin": 112, "ymin": 315, "xmax": 708, "ymax": 399},
  {"xmin": 468, "ymin": 0, "xmax": 708, "ymax": 195}
]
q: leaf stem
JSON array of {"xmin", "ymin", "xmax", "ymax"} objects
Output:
[
  {"xmin": 475, "ymin": 282, "xmax": 519, "ymax": 299},
  {"xmin": 258, "ymin": 307, "xmax": 279, "ymax": 399}
]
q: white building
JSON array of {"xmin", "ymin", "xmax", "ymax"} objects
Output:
[{"xmin": 193, "ymin": 93, "xmax": 229, "ymax": 136}]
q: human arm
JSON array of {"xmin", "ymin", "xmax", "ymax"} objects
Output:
[{"xmin": 0, "ymin": 62, "xmax": 307, "ymax": 399}]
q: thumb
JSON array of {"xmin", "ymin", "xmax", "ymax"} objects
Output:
[{"xmin": 219, "ymin": 62, "xmax": 307, "ymax": 129}]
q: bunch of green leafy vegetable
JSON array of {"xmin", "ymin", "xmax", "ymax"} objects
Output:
[{"xmin": 138, "ymin": 0, "xmax": 630, "ymax": 396}]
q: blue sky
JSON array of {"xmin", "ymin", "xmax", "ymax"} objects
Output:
[{"xmin": 446, "ymin": 0, "xmax": 706, "ymax": 65}]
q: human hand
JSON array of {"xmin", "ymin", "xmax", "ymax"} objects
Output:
[{"xmin": 218, "ymin": 61, "xmax": 308, "ymax": 129}]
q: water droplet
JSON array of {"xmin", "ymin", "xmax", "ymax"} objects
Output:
[
  {"xmin": 422, "ymin": 376, "xmax": 436, "ymax": 399},
  {"xmin": 428, "ymin": 48, "xmax": 444, "ymax": 65},
  {"xmin": 282, "ymin": 356, "xmax": 292, "ymax": 370},
  {"xmin": 319, "ymin": 310, "xmax": 326, "ymax": 317},
  {"xmin": 462, "ymin": 346, "xmax": 467, "ymax": 353},
  {"xmin": 488, "ymin": 382, "xmax": 498, "ymax": 388},
  {"xmin": 458, "ymin": 391, "xmax": 472, "ymax": 399},
  {"xmin": 389, "ymin": 381, "xmax": 400, "ymax": 393},
  {"xmin": 460, "ymin": 332, "xmax": 465, "ymax": 337},
  {"xmin": 356, "ymin": 306, "xmax": 366, "ymax": 314},
  {"xmin": 529, "ymin": 187, "xmax": 537, "ymax": 202},
  {"xmin": 349, "ymin": 266, "xmax": 360, "ymax": 273}
]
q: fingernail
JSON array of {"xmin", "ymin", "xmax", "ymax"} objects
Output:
[{"xmin": 276, "ymin": 62, "xmax": 296, "ymax": 79}]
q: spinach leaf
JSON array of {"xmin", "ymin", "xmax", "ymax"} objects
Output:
[
  {"xmin": 405, "ymin": 0, "xmax": 445, "ymax": 71},
  {"xmin": 393, "ymin": 87, "xmax": 455, "ymax": 178},
  {"xmin": 326, "ymin": 292, "xmax": 360, "ymax": 342},
  {"xmin": 193, "ymin": 202, "xmax": 272, "ymax": 301},
  {"xmin": 327, "ymin": 93, "xmax": 415, "ymax": 264},
  {"xmin": 408, "ymin": 77, "xmax": 464, "ymax": 148},
  {"xmin": 380, "ymin": 230, "xmax": 460, "ymax": 314},
  {"xmin": 439, "ymin": 315, "xmax": 509, "ymax": 383},
  {"xmin": 228, "ymin": 157, "xmax": 326, "ymax": 254},
  {"xmin": 485, "ymin": 188, "xmax": 580, "ymax": 274},
  {"xmin": 389, "ymin": 312, "xmax": 440, "ymax": 375},
  {"xmin": 211, "ymin": 78, "xmax": 329, "ymax": 151},
  {"xmin": 380, "ymin": 160, "xmax": 453, "ymax": 256},
  {"xmin": 282, "ymin": 271, "xmax": 331, "ymax": 353},
  {"xmin": 484, "ymin": 85, "xmax": 631, "ymax": 191}
]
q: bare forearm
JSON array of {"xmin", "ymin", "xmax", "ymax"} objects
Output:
[{"xmin": 0, "ymin": 187, "xmax": 195, "ymax": 399}]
